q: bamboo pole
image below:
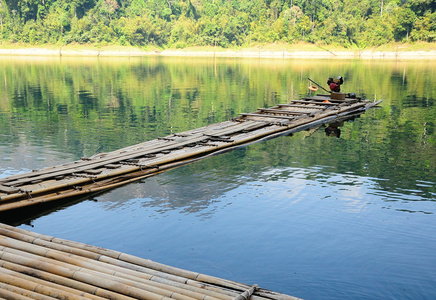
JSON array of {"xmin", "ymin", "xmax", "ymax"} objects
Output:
[
  {"xmin": 2, "ymin": 102, "xmax": 374, "ymax": 200},
  {"xmin": 0, "ymin": 238, "xmax": 227, "ymax": 300},
  {"xmin": 0, "ymin": 139, "xmax": 175, "ymax": 182},
  {"xmin": 0, "ymin": 260, "xmax": 136, "ymax": 300},
  {"xmin": 0, "ymin": 224, "xmax": 235, "ymax": 293},
  {"xmin": 0, "ymin": 120, "xmax": 260, "ymax": 188},
  {"xmin": 0, "ymin": 223, "xmax": 300, "ymax": 300},
  {"xmin": 0, "ymin": 270, "xmax": 91, "ymax": 300},
  {"xmin": 0, "ymin": 100, "xmax": 378, "ymax": 212},
  {"xmin": 0, "ymin": 250, "xmax": 178, "ymax": 300},
  {"xmin": 0, "ymin": 283, "xmax": 38, "ymax": 300}
]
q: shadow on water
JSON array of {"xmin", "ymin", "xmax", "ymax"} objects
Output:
[{"xmin": 0, "ymin": 195, "xmax": 99, "ymax": 226}]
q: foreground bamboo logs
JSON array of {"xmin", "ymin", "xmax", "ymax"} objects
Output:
[
  {"xmin": 0, "ymin": 95, "xmax": 381, "ymax": 212},
  {"xmin": 0, "ymin": 223, "xmax": 300, "ymax": 300}
]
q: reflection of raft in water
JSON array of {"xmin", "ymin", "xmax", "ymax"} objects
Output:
[{"xmin": 0, "ymin": 94, "xmax": 381, "ymax": 212}]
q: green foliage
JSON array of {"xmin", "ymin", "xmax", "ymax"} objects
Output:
[{"xmin": 1, "ymin": 0, "xmax": 436, "ymax": 47}]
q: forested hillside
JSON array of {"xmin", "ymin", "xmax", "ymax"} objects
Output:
[{"xmin": 0, "ymin": 0, "xmax": 435, "ymax": 49}]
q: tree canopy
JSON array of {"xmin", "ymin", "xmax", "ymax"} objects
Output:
[{"xmin": 0, "ymin": 0, "xmax": 435, "ymax": 48}]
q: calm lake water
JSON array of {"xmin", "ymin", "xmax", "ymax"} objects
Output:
[{"xmin": 0, "ymin": 55, "xmax": 435, "ymax": 300}]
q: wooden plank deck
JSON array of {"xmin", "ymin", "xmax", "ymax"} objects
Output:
[
  {"xmin": 0, "ymin": 94, "xmax": 381, "ymax": 212},
  {"xmin": 0, "ymin": 223, "xmax": 300, "ymax": 300}
]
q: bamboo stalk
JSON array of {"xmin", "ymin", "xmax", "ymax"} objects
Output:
[
  {"xmin": 0, "ymin": 270, "xmax": 91, "ymax": 300},
  {"xmin": 3, "ymin": 131, "xmax": 209, "ymax": 186},
  {"xmin": 0, "ymin": 224, "xmax": 194, "ymax": 285},
  {"xmin": 240, "ymin": 113, "xmax": 298, "ymax": 120},
  {"xmin": 0, "ymin": 120, "xmax": 258, "ymax": 188},
  {"xmin": 0, "ymin": 250, "xmax": 178, "ymax": 300},
  {"xmin": 0, "ymin": 99, "xmax": 376, "ymax": 213},
  {"xmin": 2, "ymin": 235, "xmax": 234, "ymax": 299},
  {"xmin": 0, "ymin": 224, "xmax": 300, "ymax": 300},
  {"xmin": 258, "ymin": 108, "xmax": 319, "ymax": 114},
  {"xmin": 0, "ymin": 238, "xmax": 226, "ymax": 300},
  {"xmin": 285, "ymin": 100, "xmax": 340, "ymax": 106},
  {"xmin": 2, "ymin": 135, "xmax": 200, "ymax": 186},
  {"xmin": 0, "ymin": 139, "xmax": 174, "ymax": 183},
  {"xmin": 0, "ymin": 224, "xmax": 243, "ymax": 293},
  {"xmin": 0, "ymin": 283, "xmax": 40, "ymax": 300},
  {"xmin": 0, "ymin": 260, "xmax": 135, "ymax": 300},
  {"xmin": 0, "ymin": 100, "xmax": 375, "ymax": 212}
]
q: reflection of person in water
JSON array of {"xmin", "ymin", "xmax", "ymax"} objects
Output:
[{"xmin": 325, "ymin": 121, "xmax": 343, "ymax": 138}]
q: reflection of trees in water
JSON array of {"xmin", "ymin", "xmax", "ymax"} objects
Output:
[
  {"xmin": 2, "ymin": 113, "xmax": 433, "ymax": 225},
  {"xmin": 97, "ymin": 151, "xmax": 259, "ymax": 217},
  {"xmin": 97, "ymin": 118, "xmax": 436, "ymax": 218},
  {"xmin": 0, "ymin": 57, "xmax": 435, "ymax": 214}
]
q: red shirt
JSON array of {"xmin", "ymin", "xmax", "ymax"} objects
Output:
[{"xmin": 329, "ymin": 83, "xmax": 340, "ymax": 92}]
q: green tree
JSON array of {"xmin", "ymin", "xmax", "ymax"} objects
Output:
[
  {"xmin": 393, "ymin": 7, "xmax": 416, "ymax": 41},
  {"xmin": 0, "ymin": 0, "xmax": 435, "ymax": 48},
  {"xmin": 297, "ymin": 14, "xmax": 311, "ymax": 41}
]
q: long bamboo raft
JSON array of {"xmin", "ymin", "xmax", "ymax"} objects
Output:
[
  {"xmin": 0, "ymin": 94, "xmax": 381, "ymax": 212},
  {"xmin": 0, "ymin": 222, "xmax": 300, "ymax": 300}
]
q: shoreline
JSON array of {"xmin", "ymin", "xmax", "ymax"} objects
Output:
[{"xmin": 1, "ymin": 47, "xmax": 436, "ymax": 60}]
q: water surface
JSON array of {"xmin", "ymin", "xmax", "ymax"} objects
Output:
[{"xmin": 0, "ymin": 56, "xmax": 435, "ymax": 299}]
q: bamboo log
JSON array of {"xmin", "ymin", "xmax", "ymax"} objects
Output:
[
  {"xmin": 0, "ymin": 139, "xmax": 172, "ymax": 183},
  {"xmin": 4, "ymin": 129, "xmax": 211, "ymax": 187},
  {"xmin": 0, "ymin": 120, "xmax": 261, "ymax": 189},
  {"xmin": 0, "ymin": 238, "xmax": 226, "ymax": 300},
  {"xmin": 0, "ymin": 224, "xmax": 197, "ymax": 286},
  {"xmin": 286, "ymin": 100, "xmax": 340, "ymax": 106},
  {"xmin": 0, "ymin": 223, "xmax": 300, "ymax": 300},
  {"xmin": 1, "ymin": 243, "xmax": 232, "ymax": 300},
  {"xmin": 258, "ymin": 108, "xmax": 320, "ymax": 114},
  {"xmin": 0, "ymin": 270, "xmax": 91, "ymax": 300},
  {"xmin": 0, "ymin": 100, "xmax": 377, "ymax": 214},
  {"xmin": 303, "ymin": 95, "xmax": 355, "ymax": 103},
  {"xmin": 0, "ymin": 250, "xmax": 179, "ymax": 300},
  {"xmin": 0, "ymin": 185, "xmax": 20, "ymax": 194},
  {"xmin": 1, "ymin": 120, "xmax": 258, "ymax": 188},
  {"xmin": 1, "ymin": 135, "xmax": 195, "ymax": 185},
  {"xmin": 0, "ymin": 224, "xmax": 238, "ymax": 293},
  {"xmin": 240, "ymin": 113, "xmax": 298, "ymax": 120},
  {"xmin": 276, "ymin": 104, "xmax": 329, "ymax": 109},
  {"xmin": 0, "ymin": 260, "xmax": 135, "ymax": 300},
  {"xmin": 0, "ymin": 100, "xmax": 376, "ymax": 212},
  {"xmin": 0, "ymin": 283, "xmax": 40, "ymax": 300}
]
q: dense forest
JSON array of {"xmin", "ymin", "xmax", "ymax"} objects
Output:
[{"xmin": 0, "ymin": 0, "xmax": 435, "ymax": 49}]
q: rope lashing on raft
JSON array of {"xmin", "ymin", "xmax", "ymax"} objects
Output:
[{"xmin": 233, "ymin": 284, "xmax": 259, "ymax": 300}]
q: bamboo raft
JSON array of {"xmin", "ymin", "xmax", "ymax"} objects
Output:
[
  {"xmin": 0, "ymin": 222, "xmax": 300, "ymax": 300},
  {"xmin": 0, "ymin": 94, "xmax": 381, "ymax": 212}
]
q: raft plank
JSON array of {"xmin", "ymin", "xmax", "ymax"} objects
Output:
[
  {"xmin": 1, "ymin": 137, "xmax": 195, "ymax": 180},
  {"xmin": 287, "ymin": 101, "xmax": 340, "ymax": 106},
  {"xmin": 303, "ymin": 96, "xmax": 358, "ymax": 103},
  {"xmin": 2, "ymin": 135, "xmax": 209, "ymax": 186},
  {"xmin": 0, "ymin": 185, "xmax": 20, "ymax": 194},
  {"xmin": 257, "ymin": 108, "xmax": 320, "ymax": 114},
  {"xmin": 11, "ymin": 121, "xmax": 262, "ymax": 185},
  {"xmin": 0, "ymin": 102, "xmax": 378, "ymax": 210},
  {"xmin": 0, "ymin": 98, "xmax": 380, "ymax": 211},
  {"xmin": 277, "ymin": 104, "xmax": 330, "ymax": 109},
  {"xmin": 240, "ymin": 113, "xmax": 299, "ymax": 120}
]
